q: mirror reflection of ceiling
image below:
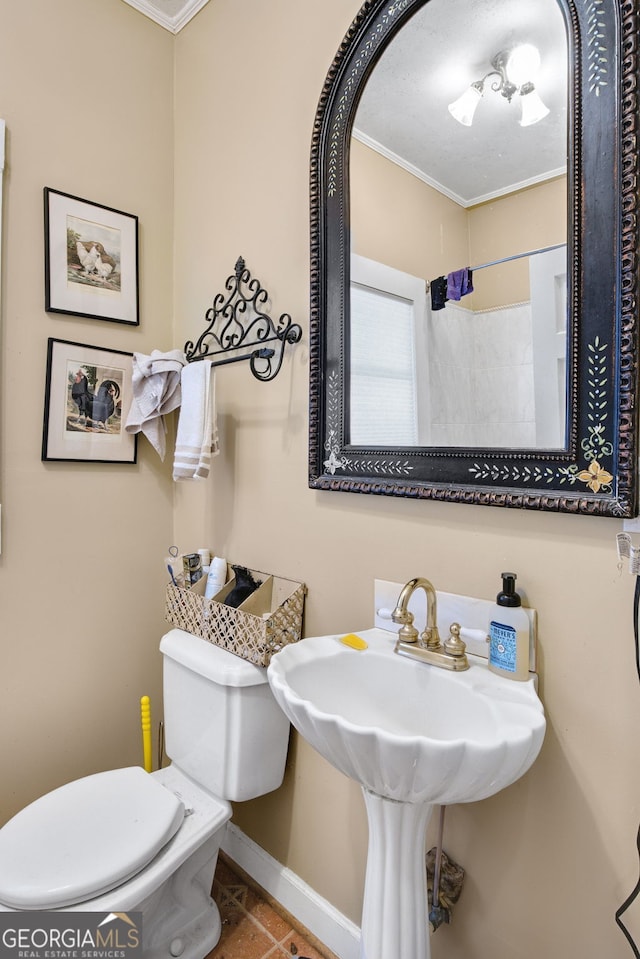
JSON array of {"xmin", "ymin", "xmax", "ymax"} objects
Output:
[{"xmin": 353, "ymin": 0, "xmax": 568, "ymax": 207}]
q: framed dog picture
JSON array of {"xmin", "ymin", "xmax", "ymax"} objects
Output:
[
  {"xmin": 42, "ymin": 338, "xmax": 137, "ymax": 463},
  {"xmin": 44, "ymin": 188, "xmax": 139, "ymax": 326}
]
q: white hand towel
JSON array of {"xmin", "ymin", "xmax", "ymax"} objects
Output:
[
  {"xmin": 173, "ymin": 360, "xmax": 219, "ymax": 481},
  {"xmin": 125, "ymin": 349, "xmax": 186, "ymax": 460}
]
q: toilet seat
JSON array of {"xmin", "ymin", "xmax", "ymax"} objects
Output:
[{"xmin": 0, "ymin": 766, "xmax": 184, "ymax": 910}]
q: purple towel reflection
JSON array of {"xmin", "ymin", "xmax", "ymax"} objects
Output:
[{"xmin": 446, "ymin": 268, "xmax": 473, "ymax": 301}]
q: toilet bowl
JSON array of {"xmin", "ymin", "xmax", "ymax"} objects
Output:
[{"xmin": 0, "ymin": 629, "xmax": 291, "ymax": 959}]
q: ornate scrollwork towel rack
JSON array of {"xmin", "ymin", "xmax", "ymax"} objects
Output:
[{"xmin": 184, "ymin": 256, "xmax": 302, "ymax": 382}]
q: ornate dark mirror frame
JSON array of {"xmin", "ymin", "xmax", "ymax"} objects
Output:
[{"xmin": 308, "ymin": 0, "xmax": 639, "ymax": 516}]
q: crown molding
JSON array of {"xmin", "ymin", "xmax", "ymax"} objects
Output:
[
  {"xmin": 121, "ymin": 0, "xmax": 210, "ymax": 33},
  {"xmin": 352, "ymin": 127, "xmax": 566, "ymax": 209}
]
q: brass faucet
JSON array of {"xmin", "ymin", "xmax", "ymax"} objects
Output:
[{"xmin": 392, "ymin": 577, "xmax": 469, "ymax": 671}]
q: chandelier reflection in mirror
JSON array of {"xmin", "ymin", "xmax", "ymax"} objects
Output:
[{"xmin": 448, "ymin": 44, "xmax": 550, "ymax": 127}]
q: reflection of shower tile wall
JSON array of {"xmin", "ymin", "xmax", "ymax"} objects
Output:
[{"xmin": 427, "ymin": 302, "xmax": 534, "ymax": 447}]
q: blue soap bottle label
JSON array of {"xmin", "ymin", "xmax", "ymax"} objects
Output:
[{"xmin": 489, "ymin": 620, "xmax": 517, "ymax": 673}]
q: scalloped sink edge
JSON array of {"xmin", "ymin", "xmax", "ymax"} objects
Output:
[{"xmin": 267, "ymin": 628, "xmax": 546, "ymax": 804}]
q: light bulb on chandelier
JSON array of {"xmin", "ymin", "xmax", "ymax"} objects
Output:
[{"xmin": 448, "ymin": 44, "xmax": 550, "ymax": 127}]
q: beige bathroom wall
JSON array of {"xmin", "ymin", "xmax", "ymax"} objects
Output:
[
  {"xmin": 0, "ymin": 3, "xmax": 637, "ymax": 958},
  {"xmin": 351, "ymin": 136, "xmax": 567, "ymax": 312},
  {"xmin": 0, "ymin": 0, "xmax": 175, "ymax": 820},
  {"xmin": 174, "ymin": 4, "xmax": 640, "ymax": 959},
  {"xmin": 350, "ymin": 138, "xmax": 469, "ymax": 283},
  {"xmin": 468, "ymin": 176, "xmax": 567, "ymax": 310}
]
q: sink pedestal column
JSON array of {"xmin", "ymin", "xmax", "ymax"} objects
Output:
[{"xmin": 361, "ymin": 790, "xmax": 434, "ymax": 959}]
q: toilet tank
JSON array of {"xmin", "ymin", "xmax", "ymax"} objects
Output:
[{"xmin": 160, "ymin": 629, "xmax": 290, "ymax": 802}]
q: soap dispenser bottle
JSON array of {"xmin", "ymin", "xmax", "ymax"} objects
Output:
[{"xmin": 488, "ymin": 572, "xmax": 530, "ymax": 681}]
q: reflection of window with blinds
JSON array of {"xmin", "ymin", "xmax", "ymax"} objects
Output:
[
  {"xmin": 349, "ymin": 254, "xmax": 429, "ymax": 446},
  {"xmin": 350, "ymin": 283, "xmax": 418, "ymax": 445}
]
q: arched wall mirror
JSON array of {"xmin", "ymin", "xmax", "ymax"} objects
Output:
[{"xmin": 308, "ymin": 0, "xmax": 639, "ymax": 516}]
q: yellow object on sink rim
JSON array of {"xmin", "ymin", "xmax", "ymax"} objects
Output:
[{"xmin": 339, "ymin": 633, "xmax": 368, "ymax": 650}]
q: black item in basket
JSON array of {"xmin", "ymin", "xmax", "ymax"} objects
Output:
[{"xmin": 224, "ymin": 566, "xmax": 262, "ymax": 608}]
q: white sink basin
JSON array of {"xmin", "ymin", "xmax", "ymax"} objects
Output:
[
  {"xmin": 268, "ymin": 627, "xmax": 546, "ymax": 959},
  {"xmin": 268, "ymin": 627, "xmax": 545, "ymax": 804}
]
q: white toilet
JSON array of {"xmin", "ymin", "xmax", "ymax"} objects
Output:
[{"xmin": 0, "ymin": 628, "xmax": 290, "ymax": 959}]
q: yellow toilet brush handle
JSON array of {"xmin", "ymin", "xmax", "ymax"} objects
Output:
[{"xmin": 140, "ymin": 695, "xmax": 153, "ymax": 773}]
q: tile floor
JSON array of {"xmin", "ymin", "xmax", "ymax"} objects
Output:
[{"xmin": 207, "ymin": 853, "xmax": 339, "ymax": 959}]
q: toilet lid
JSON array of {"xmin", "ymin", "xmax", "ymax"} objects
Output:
[{"xmin": 0, "ymin": 766, "xmax": 184, "ymax": 909}]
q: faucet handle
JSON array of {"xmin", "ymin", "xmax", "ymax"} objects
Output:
[
  {"xmin": 392, "ymin": 606, "xmax": 419, "ymax": 643},
  {"xmin": 444, "ymin": 622, "xmax": 468, "ymax": 660}
]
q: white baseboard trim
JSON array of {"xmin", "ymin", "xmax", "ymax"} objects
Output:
[{"xmin": 221, "ymin": 821, "xmax": 361, "ymax": 959}]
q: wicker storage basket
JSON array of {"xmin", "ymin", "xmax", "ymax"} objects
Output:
[{"xmin": 164, "ymin": 565, "xmax": 306, "ymax": 667}]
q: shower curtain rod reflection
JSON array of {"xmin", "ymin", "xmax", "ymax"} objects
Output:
[{"xmin": 471, "ymin": 242, "xmax": 566, "ymax": 273}]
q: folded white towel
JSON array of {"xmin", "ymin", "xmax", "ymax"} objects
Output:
[
  {"xmin": 173, "ymin": 360, "xmax": 219, "ymax": 481},
  {"xmin": 125, "ymin": 349, "xmax": 186, "ymax": 460}
]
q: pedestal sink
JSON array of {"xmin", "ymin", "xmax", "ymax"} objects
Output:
[{"xmin": 267, "ymin": 627, "xmax": 545, "ymax": 959}]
